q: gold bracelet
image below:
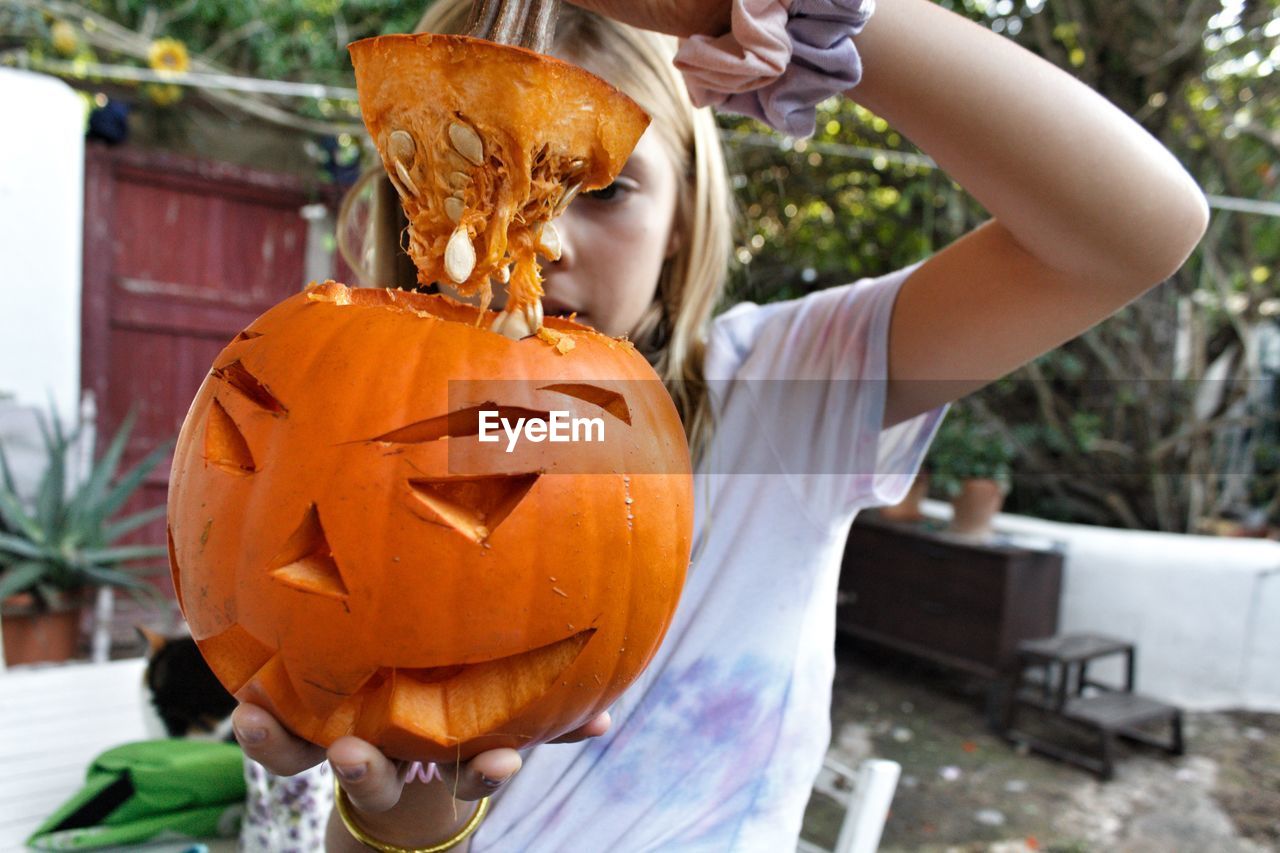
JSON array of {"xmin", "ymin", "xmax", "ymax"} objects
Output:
[{"xmin": 333, "ymin": 777, "xmax": 490, "ymax": 852}]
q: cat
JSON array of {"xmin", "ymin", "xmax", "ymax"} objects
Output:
[
  {"xmin": 138, "ymin": 626, "xmax": 238, "ymax": 742},
  {"xmin": 138, "ymin": 626, "xmax": 334, "ymax": 852}
]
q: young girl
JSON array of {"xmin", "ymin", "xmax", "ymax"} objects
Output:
[{"xmin": 231, "ymin": 0, "xmax": 1208, "ymax": 849}]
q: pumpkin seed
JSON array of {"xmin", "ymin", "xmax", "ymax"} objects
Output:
[
  {"xmin": 525, "ymin": 297, "xmax": 544, "ymax": 331},
  {"xmin": 444, "ymin": 197, "xmax": 465, "ymax": 224},
  {"xmin": 448, "ymin": 121, "xmax": 484, "ymax": 166},
  {"xmin": 495, "ymin": 264, "xmax": 511, "ymax": 284},
  {"xmin": 388, "ymin": 173, "xmax": 410, "ymax": 201},
  {"xmin": 491, "ymin": 306, "xmax": 535, "ymax": 340},
  {"xmin": 554, "ymin": 182, "xmax": 582, "ymax": 216},
  {"xmin": 536, "ymin": 221, "xmax": 562, "ymax": 261},
  {"xmin": 388, "ymin": 130, "xmax": 415, "ymax": 165},
  {"xmin": 447, "ymin": 171, "xmax": 470, "ymax": 190},
  {"xmin": 394, "ymin": 161, "xmax": 419, "ymax": 197},
  {"xmin": 444, "ymin": 226, "xmax": 476, "ymax": 283}
]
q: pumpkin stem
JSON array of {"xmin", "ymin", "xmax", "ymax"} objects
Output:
[
  {"xmin": 469, "ymin": 0, "xmax": 562, "ymax": 52},
  {"xmin": 522, "ymin": 0, "xmax": 562, "ymax": 53}
]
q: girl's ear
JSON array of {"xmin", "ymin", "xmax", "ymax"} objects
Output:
[{"xmin": 665, "ymin": 226, "xmax": 683, "ymax": 259}]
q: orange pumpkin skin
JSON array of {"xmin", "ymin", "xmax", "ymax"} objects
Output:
[{"xmin": 167, "ymin": 284, "xmax": 693, "ymax": 762}]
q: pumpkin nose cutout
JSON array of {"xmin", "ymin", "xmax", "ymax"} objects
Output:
[{"xmin": 267, "ymin": 504, "xmax": 349, "ymax": 601}]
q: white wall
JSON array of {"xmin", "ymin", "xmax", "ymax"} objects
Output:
[
  {"xmin": 920, "ymin": 500, "xmax": 1280, "ymax": 713},
  {"xmin": 0, "ymin": 69, "xmax": 84, "ymax": 419}
]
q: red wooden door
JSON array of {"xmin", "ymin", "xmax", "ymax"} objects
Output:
[{"xmin": 81, "ymin": 146, "xmax": 322, "ymax": 598}]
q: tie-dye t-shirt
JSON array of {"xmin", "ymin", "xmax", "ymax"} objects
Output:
[{"xmin": 471, "ymin": 262, "xmax": 947, "ymax": 851}]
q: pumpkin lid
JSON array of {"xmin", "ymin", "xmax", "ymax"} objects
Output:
[{"xmin": 349, "ymin": 34, "xmax": 651, "ymax": 332}]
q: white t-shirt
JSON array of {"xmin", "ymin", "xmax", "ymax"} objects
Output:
[{"xmin": 473, "ymin": 262, "xmax": 948, "ymax": 851}]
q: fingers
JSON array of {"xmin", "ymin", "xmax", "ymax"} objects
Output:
[
  {"xmin": 328, "ymin": 736, "xmax": 409, "ymax": 814},
  {"xmin": 430, "ymin": 712, "xmax": 612, "ymax": 802},
  {"xmin": 549, "ymin": 710, "xmax": 612, "ymax": 744},
  {"xmin": 436, "ymin": 748, "xmax": 523, "ymax": 802},
  {"xmin": 232, "ymin": 704, "xmax": 326, "ymax": 777}
]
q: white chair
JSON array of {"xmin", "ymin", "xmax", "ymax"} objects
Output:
[{"xmin": 797, "ymin": 756, "xmax": 901, "ymax": 853}]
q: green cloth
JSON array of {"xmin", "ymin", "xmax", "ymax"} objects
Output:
[{"xmin": 26, "ymin": 740, "xmax": 245, "ymax": 850}]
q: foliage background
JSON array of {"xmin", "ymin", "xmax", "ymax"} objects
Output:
[{"xmin": 2, "ymin": 0, "xmax": 1278, "ymax": 532}]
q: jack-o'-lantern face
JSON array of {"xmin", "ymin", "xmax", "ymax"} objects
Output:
[{"xmin": 168, "ymin": 284, "xmax": 692, "ymax": 762}]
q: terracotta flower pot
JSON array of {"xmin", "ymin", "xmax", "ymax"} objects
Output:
[
  {"xmin": 948, "ymin": 478, "xmax": 1006, "ymax": 538},
  {"xmin": 879, "ymin": 472, "xmax": 930, "ymax": 523},
  {"xmin": 1, "ymin": 592, "xmax": 84, "ymax": 665}
]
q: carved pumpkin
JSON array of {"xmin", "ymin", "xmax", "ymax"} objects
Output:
[
  {"xmin": 168, "ymin": 284, "xmax": 693, "ymax": 761},
  {"xmin": 166, "ymin": 33, "xmax": 691, "ymax": 762}
]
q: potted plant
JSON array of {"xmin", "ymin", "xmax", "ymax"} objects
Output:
[
  {"xmin": 925, "ymin": 405, "xmax": 1015, "ymax": 538},
  {"xmin": 0, "ymin": 409, "xmax": 171, "ymax": 665}
]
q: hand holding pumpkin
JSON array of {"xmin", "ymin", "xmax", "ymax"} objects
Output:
[{"xmin": 232, "ymin": 702, "xmax": 610, "ymax": 844}]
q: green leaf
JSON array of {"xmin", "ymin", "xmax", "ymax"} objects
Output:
[
  {"xmin": 79, "ymin": 544, "xmax": 168, "ymax": 564},
  {"xmin": 95, "ymin": 438, "xmax": 174, "ymax": 529},
  {"xmin": 102, "ymin": 504, "xmax": 168, "ymax": 544},
  {"xmin": 0, "ymin": 444, "xmax": 20, "ymax": 499},
  {"xmin": 0, "ymin": 560, "xmax": 49, "ymax": 599},
  {"xmin": 0, "ymin": 532, "xmax": 46, "ymax": 561},
  {"xmin": 0, "ymin": 486, "xmax": 42, "ymax": 544},
  {"xmin": 33, "ymin": 411, "xmax": 73, "ymax": 538},
  {"xmin": 66, "ymin": 410, "xmax": 136, "ymax": 535},
  {"xmin": 77, "ymin": 563, "xmax": 150, "ymax": 591}
]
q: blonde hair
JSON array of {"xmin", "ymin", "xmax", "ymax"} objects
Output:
[{"xmin": 338, "ymin": 2, "xmax": 735, "ymax": 455}]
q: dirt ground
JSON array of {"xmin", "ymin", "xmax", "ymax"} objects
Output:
[{"xmin": 800, "ymin": 640, "xmax": 1280, "ymax": 853}]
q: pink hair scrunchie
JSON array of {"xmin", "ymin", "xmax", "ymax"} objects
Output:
[{"xmin": 674, "ymin": 0, "xmax": 876, "ymax": 138}]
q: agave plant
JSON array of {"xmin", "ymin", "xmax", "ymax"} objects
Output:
[{"xmin": 0, "ymin": 408, "xmax": 172, "ymax": 610}]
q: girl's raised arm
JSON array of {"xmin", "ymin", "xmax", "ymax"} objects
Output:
[
  {"xmin": 570, "ymin": 0, "xmax": 1209, "ymax": 426},
  {"xmin": 847, "ymin": 0, "xmax": 1209, "ymax": 425}
]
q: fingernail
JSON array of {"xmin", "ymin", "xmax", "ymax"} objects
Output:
[
  {"xmin": 335, "ymin": 763, "xmax": 367, "ymax": 782},
  {"xmin": 234, "ymin": 726, "xmax": 266, "ymax": 745},
  {"xmin": 480, "ymin": 773, "xmax": 509, "ymax": 788}
]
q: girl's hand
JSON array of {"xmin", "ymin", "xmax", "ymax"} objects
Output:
[
  {"xmin": 230, "ymin": 703, "xmax": 611, "ymax": 841},
  {"xmin": 565, "ymin": 0, "xmax": 732, "ymax": 40}
]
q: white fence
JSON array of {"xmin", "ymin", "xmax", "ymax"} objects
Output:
[{"xmin": 922, "ymin": 500, "xmax": 1280, "ymax": 712}]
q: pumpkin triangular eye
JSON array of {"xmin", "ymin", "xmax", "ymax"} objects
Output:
[
  {"xmin": 205, "ymin": 399, "xmax": 257, "ymax": 474},
  {"xmin": 407, "ymin": 474, "xmax": 540, "ymax": 543},
  {"xmin": 212, "ymin": 360, "xmax": 287, "ymax": 415},
  {"xmin": 370, "ymin": 403, "xmax": 550, "ymax": 444},
  {"xmin": 268, "ymin": 504, "xmax": 349, "ymax": 600},
  {"xmin": 538, "ymin": 383, "xmax": 632, "ymax": 425}
]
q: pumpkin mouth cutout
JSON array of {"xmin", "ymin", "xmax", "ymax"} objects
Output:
[
  {"xmin": 199, "ymin": 623, "xmax": 597, "ymax": 748},
  {"xmin": 368, "ymin": 627, "xmax": 597, "ymax": 745}
]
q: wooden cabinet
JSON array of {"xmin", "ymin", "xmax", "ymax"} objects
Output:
[{"xmin": 837, "ymin": 515, "xmax": 1064, "ymax": 680}]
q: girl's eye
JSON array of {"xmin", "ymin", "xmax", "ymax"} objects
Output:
[{"xmin": 584, "ymin": 181, "xmax": 631, "ymax": 202}]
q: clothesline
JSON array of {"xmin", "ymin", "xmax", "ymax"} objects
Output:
[{"xmin": 20, "ymin": 56, "xmax": 1280, "ymax": 219}]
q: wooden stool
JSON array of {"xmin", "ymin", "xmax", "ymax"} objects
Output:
[{"xmin": 1001, "ymin": 633, "xmax": 1184, "ymax": 780}]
